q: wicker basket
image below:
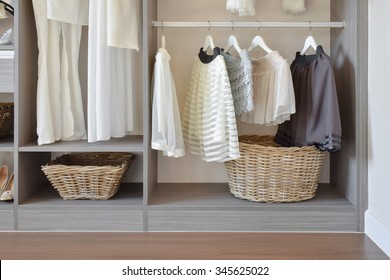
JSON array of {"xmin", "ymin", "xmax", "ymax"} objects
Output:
[
  {"xmin": 224, "ymin": 135, "xmax": 325, "ymax": 203},
  {"xmin": 0, "ymin": 103, "xmax": 14, "ymax": 137},
  {"xmin": 41, "ymin": 152, "xmax": 134, "ymax": 200}
]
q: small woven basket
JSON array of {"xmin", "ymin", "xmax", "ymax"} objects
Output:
[
  {"xmin": 42, "ymin": 152, "xmax": 134, "ymax": 200},
  {"xmin": 224, "ymin": 135, "xmax": 325, "ymax": 203},
  {"xmin": 0, "ymin": 103, "xmax": 14, "ymax": 137}
]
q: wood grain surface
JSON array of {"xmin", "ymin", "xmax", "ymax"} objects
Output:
[{"xmin": 0, "ymin": 232, "xmax": 388, "ymax": 260}]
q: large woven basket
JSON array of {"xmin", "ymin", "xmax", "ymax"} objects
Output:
[
  {"xmin": 0, "ymin": 103, "xmax": 14, "ymax": 137},
  {"xmin": 224, "ymin": 135, "xmax": 325, "ymax": 203},
  {"xmin": 41, "ymin": 152, "xmax": 134, "ymax": 200}
]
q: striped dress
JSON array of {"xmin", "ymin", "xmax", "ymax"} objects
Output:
[{"xmin": 182, "ymin": 47, "xmax": 240, "ymax": 162}]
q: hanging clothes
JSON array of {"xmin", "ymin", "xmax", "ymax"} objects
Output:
[
  {"xmin": 33, "ymin": 0, "xmax": 88, "ymax": 145},
  {"xmin": 182, "ymin": 47, "xmax": 240, "ymax": 162},
  {"xmin": 88, "ymin": 0, "xmax": 140, "ymax": 143},
  {"xmin": 221, "ymin": 49, "xmax": 254, "ymax": 115},
  {"xmin": 151, "ymin": 43, "xmax": 185, "ymax": 158},
  {"xmin": 275, "ymin": 46, "xmax": 342, "ymax": 152},
  {"xmin": 241, "ymin": 51, "xmax": 296, "ymax": 126}
]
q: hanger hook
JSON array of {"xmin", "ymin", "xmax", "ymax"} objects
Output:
[
  {"xmin": 309, "ymin": 21, "xmax": 312, "ymax": 34},
  {"xmin": 231, "ymin": 20, "xmax": 234, "ymax": 31},
  {"xmin": 208, "ymin": 20, "xmax": 211, "ymax": 31},
  {"xmin": 161, "ymin": 20, "xmax": 164, "ymax": 32},
  {"xmin": 256, "ymin": 20, "xmax": 261, "ymax": 31}
]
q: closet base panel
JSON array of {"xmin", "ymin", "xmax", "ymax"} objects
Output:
[
  {"xmin": 17, "ymin": 183, "xmax": 144, "ymax": 231},
  {"xmin": 18, "ymin": 208, "xmax": 143, "ymax": 231},
  {"xmin": 148, "ymin": 183, "xmax": 356, "ymax": 232},
  {"xmin": 0, "ymin": 205, "xmax": 14, "ymax": 231}
]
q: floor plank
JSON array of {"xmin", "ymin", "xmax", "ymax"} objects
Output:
[{"xmin": 0, "ymin": 232, "xmax": 388, "ymax": 260}]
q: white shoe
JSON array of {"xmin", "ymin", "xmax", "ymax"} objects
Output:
[
  {"xmin": 0, "ymin": 28, "xmax": 13, "ymax": 45},
  {"xmin": 0, "ymin": 173, "xmax": 13, "ymax": 201}
]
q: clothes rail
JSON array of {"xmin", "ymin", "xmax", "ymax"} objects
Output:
[{"xmin": 152, "ymin": 21, "xmax": 345, "ymax": 29}]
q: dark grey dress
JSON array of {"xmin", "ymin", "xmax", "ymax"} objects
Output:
[{"xmin": 275, "ymin": 46, "xmax": 341, "ymax": 152}]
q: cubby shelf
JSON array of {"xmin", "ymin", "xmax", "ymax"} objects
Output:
[{"xmin": 19, "ymin": 135, "xmax": 144, "ymax": 153}]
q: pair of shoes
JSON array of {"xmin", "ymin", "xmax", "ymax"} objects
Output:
[{"xmin": 0, "ymin": 165, "xmax": 14, "ymax": 201}]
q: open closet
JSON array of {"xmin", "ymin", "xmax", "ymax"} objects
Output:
[{"xmin": 0, "ymin": 0, "xmax": 367, "ymax": 232}]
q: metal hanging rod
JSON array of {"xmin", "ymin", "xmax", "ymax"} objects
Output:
[{"xmin": 152, "ymin": 21, "xmax": 345, "ymax": 29}]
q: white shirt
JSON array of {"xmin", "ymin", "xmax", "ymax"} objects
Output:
[
  {"xmin": 151, "ymin": 47, "xmax": 185, "ymax": 158},
  {"xmin": 47, "ymin": 0, "xmax": 89, "ymax": 25}
]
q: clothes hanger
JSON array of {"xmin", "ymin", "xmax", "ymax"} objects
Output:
[
  {"xmin": 160, "ymin": 21, "xmax": 166, "ymax": 49},
  {"xmin": 247, "ymin": 21, "xmax": 272, "ymax": 54},
  {"xmin": 161, "ymin": 35, "xmax": 166, "ymax": 49},
  {"xmin": 223, "ymin": 22, "xmax": 242, "ymax": 53},
  {"xmin": 203, "ymin": 35, "xmax": 215, "ymax": 52},
  {"xmin": 300, "ymin": 22, "xmax": 318, "ymax": 55},
  {"xmin": 0, "ymin": 0, "xmax": 14, "ymax": 16},
  {"xmin": 224, "ymin": 35, "xmax": 241, "ymax": 53},
  {"xmin": 247, "ymin": 36, "xmax": 272, "ymax": 53},
  {"xmin": 202, "ymin": 21, "xmax": 215, "ymax": 52}
]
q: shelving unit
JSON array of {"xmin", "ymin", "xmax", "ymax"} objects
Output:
[{"xmin": 0, "ymin": 0, "xmax": 368, "ymax": 233}]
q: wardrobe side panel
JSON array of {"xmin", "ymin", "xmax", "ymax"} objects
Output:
[
  {"xmin": 16, "ymin": 0, "xmax": 38, "ymax": 146},
  {"xmin": 144, "ymin": 0, "xmax": 158, "ymax": 203},
  {"xmin": 331, "ymin": 0, "xmax": 367, "ymax": 232}
]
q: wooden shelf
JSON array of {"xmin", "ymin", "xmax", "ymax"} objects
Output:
[
  {"xmin": 148, "ymin": 183, "xmax": 356, "ymax": 232},
  {"xmin": 19, "ymin": 135, "xmax": 144, "ymax": 153}
]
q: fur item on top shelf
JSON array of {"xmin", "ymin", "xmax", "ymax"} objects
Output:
[
  {"xmin": 226, "ymin": 0, "xmax": 256, "ymax": 16},
  {"xmin": 282, "ymin": 0, "xmax": 306, "ymax": 14}
]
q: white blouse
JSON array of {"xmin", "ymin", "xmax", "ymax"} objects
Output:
[
  {"xmin": 151, "ymin": 47, "xmax": 185, "ymax": 158},
  {"xmin": 182, "ymin": 48, "xmax": 240, "ymax": 162},
  {"xmin": 241, "ymin": 51, "xmax": 296, "ymax": 126}
]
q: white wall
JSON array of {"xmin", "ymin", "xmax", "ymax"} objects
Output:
[
  {"xmin": 157, "ymin": 0, "xmax": 331, "ymax": 183},
  {"xmin": 366, "ymin": 0, "xmax": 390, "ymax": 257}
]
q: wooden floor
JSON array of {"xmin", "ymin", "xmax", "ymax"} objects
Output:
[{"xmin": 0, "ymin": 232, "xmax": 388, "ymax": 260}]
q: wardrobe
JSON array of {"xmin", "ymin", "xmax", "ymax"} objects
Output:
[{"xmin": 0, "ymin": 0, "xmax": 367, "ymax": 232}]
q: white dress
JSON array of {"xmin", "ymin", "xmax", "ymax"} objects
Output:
[
  {"xmin": 33, "ymin": 0, "xmax": 87, "ymax": 145},
  {"xmin": 182, "ymin": 48, "xmax": 240, "ymax": 162},
  {"xmin": 151, "ymin": 46, "xmax": 185, "ymax": 158},
  {"xmin": 241, "ymin": 51, "xmax": 296, "ymax": 126},
  {"xmin": 88, "ymin": 0, "xmax": 140, "ymax": 143}
]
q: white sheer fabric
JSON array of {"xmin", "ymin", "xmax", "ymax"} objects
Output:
[
  {"xmin": 182, "ymin": 48, "xmax": 240, "ymax": 162},
  {"xmin": 88, "ymin": 0, "xmax": 139, "ymax": 143},
  {"xmin": 151, "ymin": 47, "xmax": 185, "ymax": 158},
  {"xmin": 33, "ymin": 0, "xmax": 87, "ymax": 145},
  {"xmin": 241, "ymin": 51, "xmax": 296, "ymax": 126}
]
